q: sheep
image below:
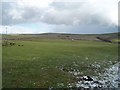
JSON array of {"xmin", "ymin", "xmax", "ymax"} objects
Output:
[
  {"xmin": 18, "ymin": 44, "xmax": 24, "ymax": 46},
  {"xmin": 10, "ymin": 42, "xmax": 15, "ymax": 46}
]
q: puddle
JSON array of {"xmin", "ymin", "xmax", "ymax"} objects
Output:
[
  {"xmin": 66, "ymin": 62, "xmax": 120, "ymax": 89},
  {"xmin": 98, "ymin": 62, "xmax": 119, "ymax": 88}
]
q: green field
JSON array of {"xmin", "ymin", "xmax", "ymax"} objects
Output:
[{"xmin": 2, "ymin": 34, "xmax": 119, "ymax": 88}]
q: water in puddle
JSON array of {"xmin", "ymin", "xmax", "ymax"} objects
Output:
[{"xmin": 67, "ymin": 62, "xmax": 119, "ymax": 89}]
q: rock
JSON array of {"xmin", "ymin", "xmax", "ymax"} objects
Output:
[{"xmin": 82, "ymin": 76, "xmax": 94, "ymax": 81}]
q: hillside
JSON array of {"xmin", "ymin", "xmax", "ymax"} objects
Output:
[{"xmin": 2, "ymin": 32, "xmax": 120, "ymax": 44}]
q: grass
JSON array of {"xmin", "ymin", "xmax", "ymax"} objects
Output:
[
  {"xmin": 2, "ymin": 36, "xmax": 118, "ymax": 88},
  {"xmin": 111, "ymin": 39, "xmax": 120, "ymax": 43}
]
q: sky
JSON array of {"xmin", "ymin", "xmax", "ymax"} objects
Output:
[{"xmin": 0, "ymin": 0, "xmax": 119, "ymax": 34}]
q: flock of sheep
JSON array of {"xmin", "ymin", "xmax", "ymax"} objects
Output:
[{"xmin": 2, "ymin": 41, "xmax": 23, "ymax": 46}]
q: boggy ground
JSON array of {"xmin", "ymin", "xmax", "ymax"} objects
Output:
[{"xmin": 2, "ymin": 34, "xmax": 119, "ymax": 88}]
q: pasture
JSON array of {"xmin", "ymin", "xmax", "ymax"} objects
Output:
[{"xmin": 2, "ymin": 34, "xmax": 119, "ymax": 88}]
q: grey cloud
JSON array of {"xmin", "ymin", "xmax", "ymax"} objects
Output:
[
  {"xmin": 1, "ymin": 1, "xmax": 116, "ymax": 28},
  {"xmin": 50, "ymin": 1, "xmax": 85, "ymax": 10},
  {"xmin": 41, "ymin": 1, "xmax": 112, "ymax": 26},
  {"xmin": 52, "ymin": 24, "xmax": 117, "ymax": 34},
  {"xmin": 41, "ymin": 10, "xmax": 75, "ymax": 25},
  {"xmin": 2, "ymin": 2, "xmax": 42, "ymax": 25},
  {"xmin": 22, "ymin": 7, "xmax": 43, "ymax": 23},
  {"xmin": 118, "ymin": 2, "xmax": 120, "ymax": 28},
  {"xmin": 2, "ymin": 2, "xmax": 13, "ymax": 25}
]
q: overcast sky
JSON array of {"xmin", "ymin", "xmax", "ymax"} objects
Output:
[{"xmin": 0, "ymin": 0, "xmax": 119, "ymax": 34}]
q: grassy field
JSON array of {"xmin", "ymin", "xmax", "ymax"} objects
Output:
[{"xmin": 2, "ymin": 34, "xmax": 119, "ymax": 88}]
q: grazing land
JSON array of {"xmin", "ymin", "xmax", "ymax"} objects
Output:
[{"xmin": 2, "ymin": 33, "xmax": 119, "ymax": 88}]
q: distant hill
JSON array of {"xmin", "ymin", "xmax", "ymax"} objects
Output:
[{"xmin": 2, "ymin": 32, "xmax": 120, "ymax": 43}]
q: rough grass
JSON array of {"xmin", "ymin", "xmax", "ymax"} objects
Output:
[
  {"xmin": 111, "ymin": 39, "xmax": 120, "ymax": 43},
  {"xmin": 2, "ymin": 38, "xmax": 118, "ymax": 88}
]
